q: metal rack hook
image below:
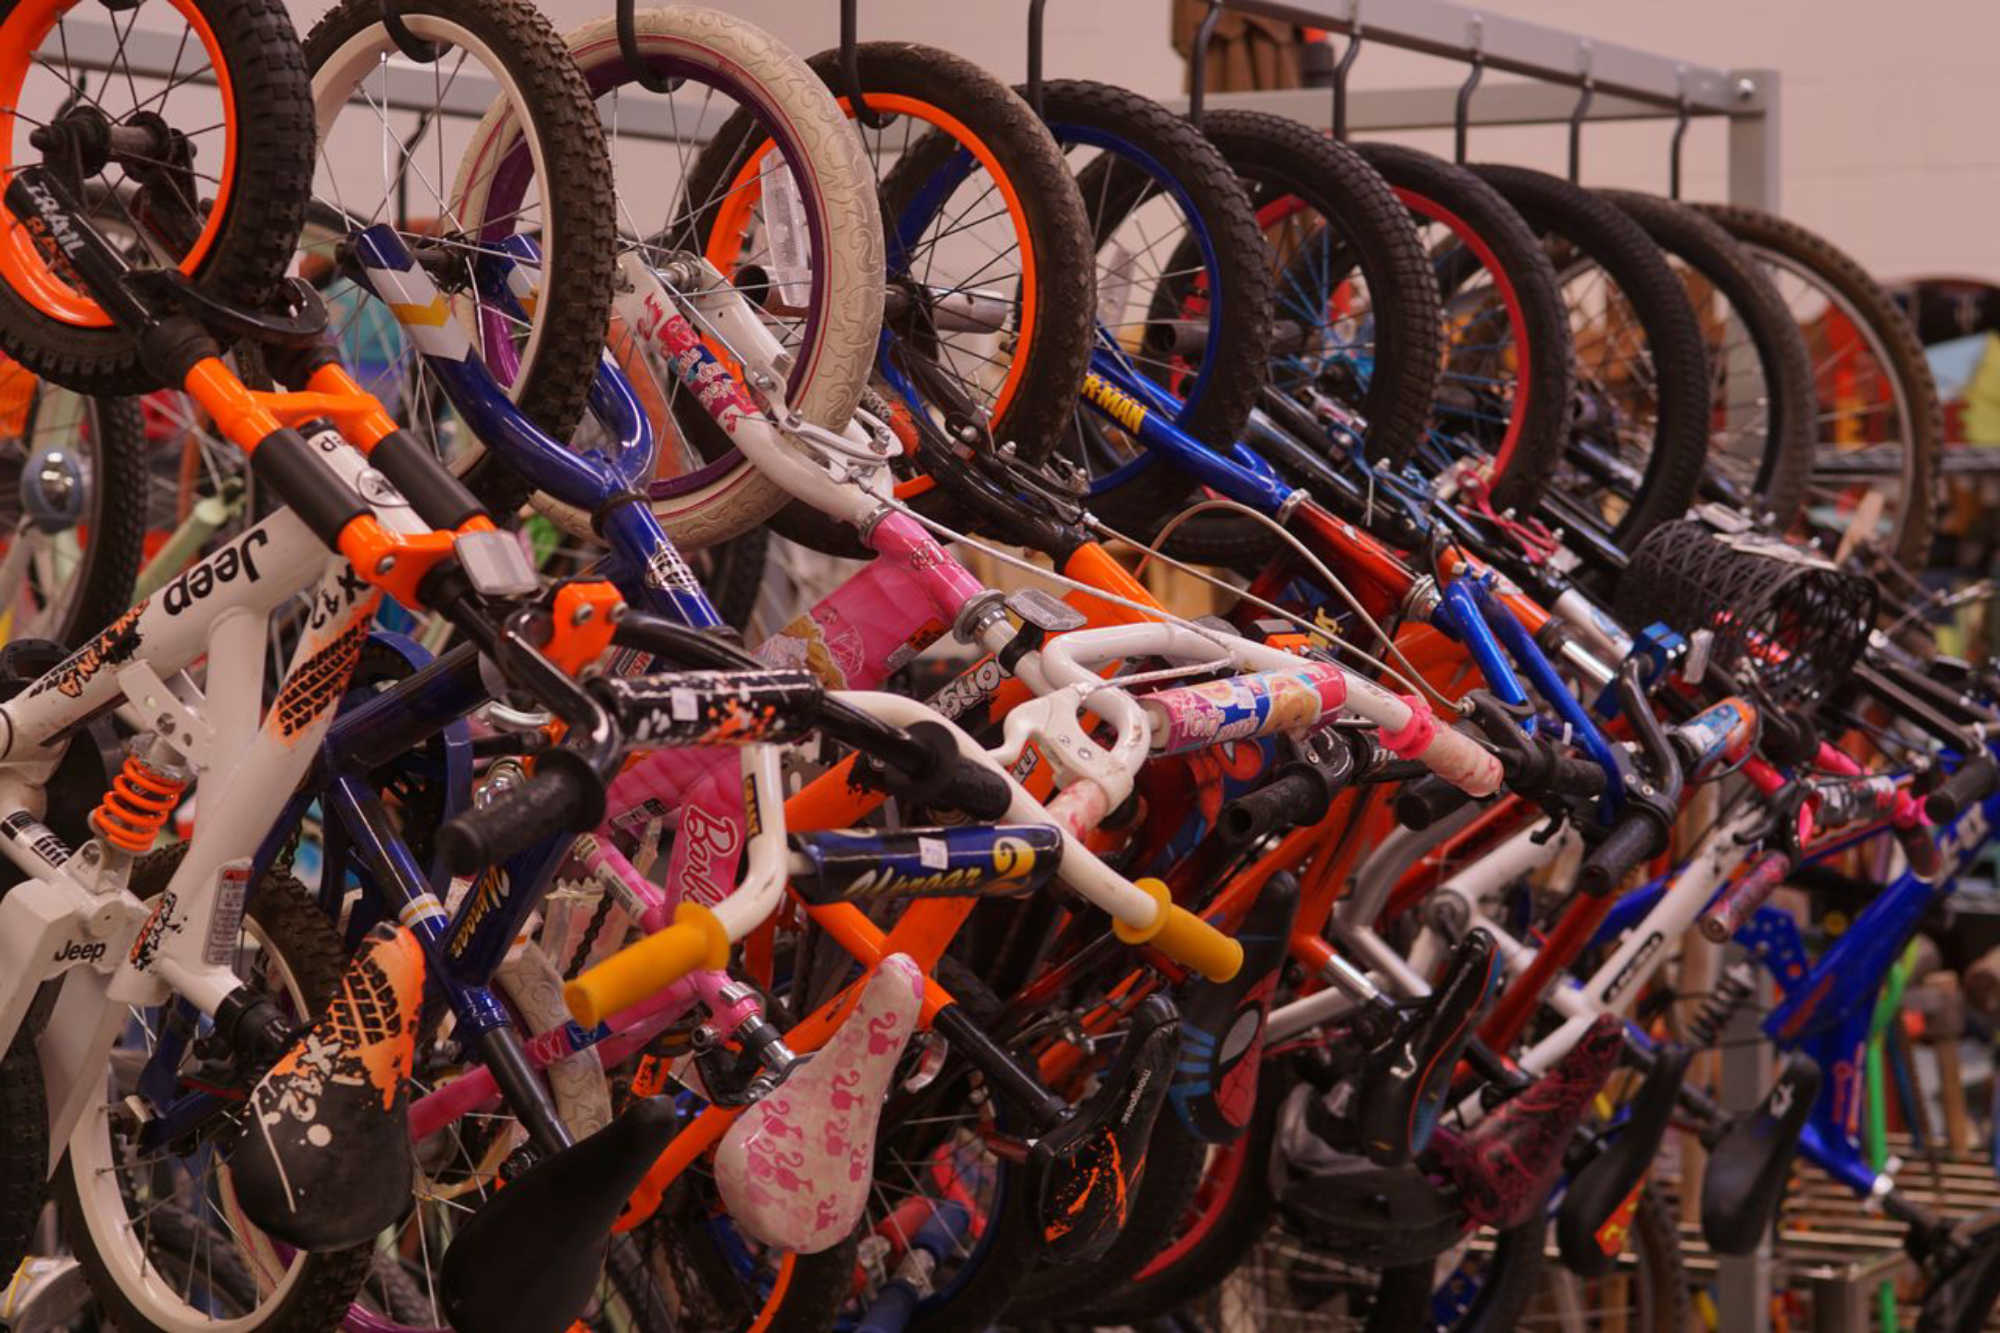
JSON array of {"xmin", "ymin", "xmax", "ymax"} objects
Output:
[
  {"xmin": 1452, "ymin": 15, "xmax": 1484, "ymax": 164},
  {"xmin": 615, "ymin": 0, "xmax": 679, "ymax": 93},
  {"xmin": 1331, "ymin": 0, "xmax": 1363, "ymax": 143},
  {"xmin": 1669, "ymin": 66, "xmax": 1692, "ymax": 199},
  {"xmin": 1187, "ymin": 0, "xmax": 1224, "ymax": 127},
  {"xmin": 1026, "ymin": 0, "xmax": 1050, "ymax": 118},
  {"xmin": 381, "ymin": 0, "xmax": 444, "ymax": 64},
  {"xmin": 1567, "ymin": 39, "xmax": 1594, "ymax": 184},
  {"xmin": 840, "ymin": 0, "xmax": 891, "ymax": 130}
]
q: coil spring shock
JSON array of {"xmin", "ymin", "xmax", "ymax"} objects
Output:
[
  {"xmin": 1685, "ymin": 961, "xmax": 1757, "ymax": 1049},
  {"xmin": 91, "ymin": 753, "xmax": 187, "ymax": 853}
]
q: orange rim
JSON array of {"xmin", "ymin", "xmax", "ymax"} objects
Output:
[
  {"xmin": 0, "ymin": 0, "xmax": 238, "ymax": 329},
  {"xmin": 706, "ymin": 92, "xmax": 1040, "ymax": 434}
]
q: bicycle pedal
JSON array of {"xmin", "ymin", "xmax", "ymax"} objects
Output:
[
  {"xmin": 1031, "ymin": 993, "xmax": 1180, "ymax": 1263},
  {"xmin": 226, "ymin": 923, "xmax": 422, "ymax": 1252}
]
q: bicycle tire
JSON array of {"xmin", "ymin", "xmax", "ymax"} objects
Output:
[
  {"xmin": 1151, "ymin": 110, "xmax": 1444, "ymax": 568},
  {"xmin": 1354, "ymin": 143, "xmax": 1574, "ymax": 517},
  {"xmin": 722, "ymin": 41, "xmax": 1095, "ymax": 559},
  {"xmin": 1602, "ymin": 190, "xmax": 1813, "ymax": 533},
  {"xmin": 1473, "ymin": 164, "xmax": 1709, "ymax": 545},
  {"xmin": 1694, "ymin": 201, "xmax": 1942, "ymax": 570},
  {"xmin": 58, "ymin": 858, "xmax": 375, "ymax": 1333},
  {"xmin": 526, "ymin": 8, "xmax": 883, "ymax": 555},
  {"xmin": 4, "ymin": 390, "xmax": 147, "ymax": 648},
  {"xmin": 0, "ymin": 0, "xmax": 312, "ymax": 394},
  {"xmin": 303, "ymin": 0, "xmax": 618, "ymax": 518},
  {"xmin": 1037, "ymin": 79, "xmax": 1275, "ymax": 548},
  {"xmin": 0, "ymin": 1010, "xmax": 44, "ymax": 1288}
]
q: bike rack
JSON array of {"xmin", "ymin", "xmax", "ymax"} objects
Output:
[{"xmin": 1161, "ymin": 0, "xmax": 1779, "ymax": 210}]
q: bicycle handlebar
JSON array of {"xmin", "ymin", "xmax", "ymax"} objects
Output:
[{"xmin": 1926, "ymin": 752, "xmax": 1999, "ymax": 824}]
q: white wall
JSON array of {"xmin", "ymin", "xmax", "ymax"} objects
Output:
[{"xmin": 273, "ymin": 0, "xmax": 1996, "ymax": 283}]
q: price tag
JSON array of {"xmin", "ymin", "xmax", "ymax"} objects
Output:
[
  {"xmin": 671, "ymin": 688, "xmax": 698, "ymax": 721},
  {"xmin": 918, "ymin": 837, "xmax": 949, "ymax": 871}
]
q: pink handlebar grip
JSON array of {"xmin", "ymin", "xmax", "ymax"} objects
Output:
[{"xmin": 1698, "ymin": 852, "xmax": 1791, "ymax": 943}]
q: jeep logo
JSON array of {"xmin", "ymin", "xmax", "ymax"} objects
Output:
[{"xmin": 51, "ymin": 939, "xmax": 106, "ymax": 965}]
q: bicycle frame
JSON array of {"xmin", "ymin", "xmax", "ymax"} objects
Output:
[{"xmin": 0, "ymin": 433, "xmax": 410, "ymax": 1162}]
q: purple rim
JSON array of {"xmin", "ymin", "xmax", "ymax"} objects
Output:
[{"xmin": 472, "ymin": 45, "xmax": 834, "ymax": 501}]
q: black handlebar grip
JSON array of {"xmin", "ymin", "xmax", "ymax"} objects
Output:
[
  {"xmin": 1394, "ymin": 773, "xmax": 1474, "ymax": 831},
  {"xmin": 370, "ymin": 429, "xmax": 488, "ymax": 530},
  {"xmin": 1548, "ymin": 756, "xmax": 1610, "ymax": 798},
  {"xmin": 1925, "ymin": 753, "xmax": 1999, "ymax": 825},
  {"xmin": 1222, "ymin": 772, "xmax": 1323, "ymax": 845},
  {"xmin": 892, "ymin": 721, "xmax": 1014, "ymax": 821},
  {"xmin": 439, "ymin": 752, "xmax": 604, "ymax": 876},
  {"xmin": 251, "ymin": 426, "xmax": 370, "ymax": 548},
  {"xmin": 1576, "ymin": 815, "xmax": 1664, "ymax": 899},
  {"xmin": 932, "ymin": 756, "xmax": 1015, "ymax": 822}
]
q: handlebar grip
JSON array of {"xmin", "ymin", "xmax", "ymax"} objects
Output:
[
  {"xmin": 1222, "ymin": 770, "xmax": 1327, "ymax": 844},
  {"xmin": 564, "ymin": 902, "xmax": 729, "ymax": 1027},
  {"xmin": 1112, "ymin": 877, "xmax": 1243, "ymax": 982},
  {"xmin": 1411, "ymin": 720, "xmax": 1504, "ymax": 798},
  {"xmin": 933, "ymin": 757, "xmax": 1014, "ymax": 821},
  {"xmin": 1925, "ymin": 753, "xmax": 1998, "ymax": 824},
  {"xmin": 1548, "ymin": 756, "xmax": 1610, "ymax": 798},
  {"xmin": 437, "ymin": 755, "xmax": 603, "ymax": 876},
  {"xmin": 1576, "ymin": 814, "xmax": 1664, "ymax": 899},
  {"xmin": 593, "ymin": 669, "xmax": 823, "ymax": 748},
  {"xmin": 1698, "ymin": 852, "xmax": 1791, "ymax": 943},
  {"xmin": 1394, "ymin": 774, "xmax": 1474, "ymax": 831}
]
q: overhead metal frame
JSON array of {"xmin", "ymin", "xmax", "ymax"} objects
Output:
[{"xmin": 1172, "ymin": 0, "xmax": 1779, "ymax": 210}]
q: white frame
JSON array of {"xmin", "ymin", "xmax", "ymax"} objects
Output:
[{"xmin": 0, "ymin": 428, "xmax": 429, "ymax": 1163}]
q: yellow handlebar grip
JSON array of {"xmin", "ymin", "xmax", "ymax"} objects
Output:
[
  {"xmin": 564, "ymin": 902, "xmax": 729, "ymax": 1027},
  {"xmin": 1112, "ymin": 877, "xmax": 1243, "ymax": 982}
]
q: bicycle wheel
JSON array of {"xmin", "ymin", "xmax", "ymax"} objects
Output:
[
  {"xmin": 56, "ymin": 856, "xmax": 376, "ymax": 1332},
  {"xmin": 0, "ymin": 378, "xmax": 144, "ymax": 647},
  {"xmin": 730, "ymin": 40, "xmax": 1095, "ymax": 558},
  {"xmin": 1032, "ymin": 80, "xmax": 1274, "ymax": 549},
  {"xmin": 303, "ymin": 0, "xmax": 618, "ymax": 511},
  {"xmin": 1602, "ymin": 191, "xmax": 1812, "ymax": 534},
  {"xmin": 0, "ymin": 0, "xmax": 312, "ymax": 394},
  {"xmin": 1474, "ymin": 165, "xmax": 1710, "ymax": 546},
  {"xmin": 1355, "ymin": 143, "xmax": 1574, "ymax": 518},
  {"xmin": 509, "ymin": 7, "xmax": 882, "ymax": 554},
  {"xmin": 1147, "ymin": 110, "xmax": 1443, "ymax": 568},
  {"xmin": 1694, "ymin": 202, "xmax": 1942, "ymax": 571}
]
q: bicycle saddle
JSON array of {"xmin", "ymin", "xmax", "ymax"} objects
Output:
[
  {"xmin": 1700, "ymin": 1051, "xmax": 1820, "ymax": 1255},
  {"xmin": 440, "ymin": 1096, "xmax": 680, "ymax": 1333},
  {"xmin": 715, "ymin": 952, "xmax": 925, "ymax": 1253},
  {"xmin": 1032, "ymin": 993, "xmax": 1180, "ymax": 1263},
  {"xmin": 1169, "ymin": 871, "xmax": 1300, "ymax": 1144},
  {"xmin": 1355, "ymin": 928, "xmax": 1499, "ymax": 1167},
  {"xmin": 1430, "ymin": 1012, "xmax": 1623, "ymax": 1230},
  {"xmin": 228, "ymin": 923, "xmax": 423, "ymax": 1251},
  {"xmin": 1557, "ymin": 1044, "xmax": 1691, "ymax": 1275}
]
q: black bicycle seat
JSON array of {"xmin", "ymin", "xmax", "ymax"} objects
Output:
[
  {"xmin": 1557, "ymin": 1044, "xmax": 1691, "ymax": 1275},
  {"xmin": 1031, "ymin": 993, "xmax": 1180, "ymax": 1263},
  {"xmin": 1169, "ymin": 871, "xmax": 1300, "ymax": 1144},
  {"xmin": 1354, "ymin": 928, "xmax": 1498, "ymax": 1167},
  {"xmin": 1700, "ymin": 1052, "xmax": 1820, "ymax": 1255}
]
